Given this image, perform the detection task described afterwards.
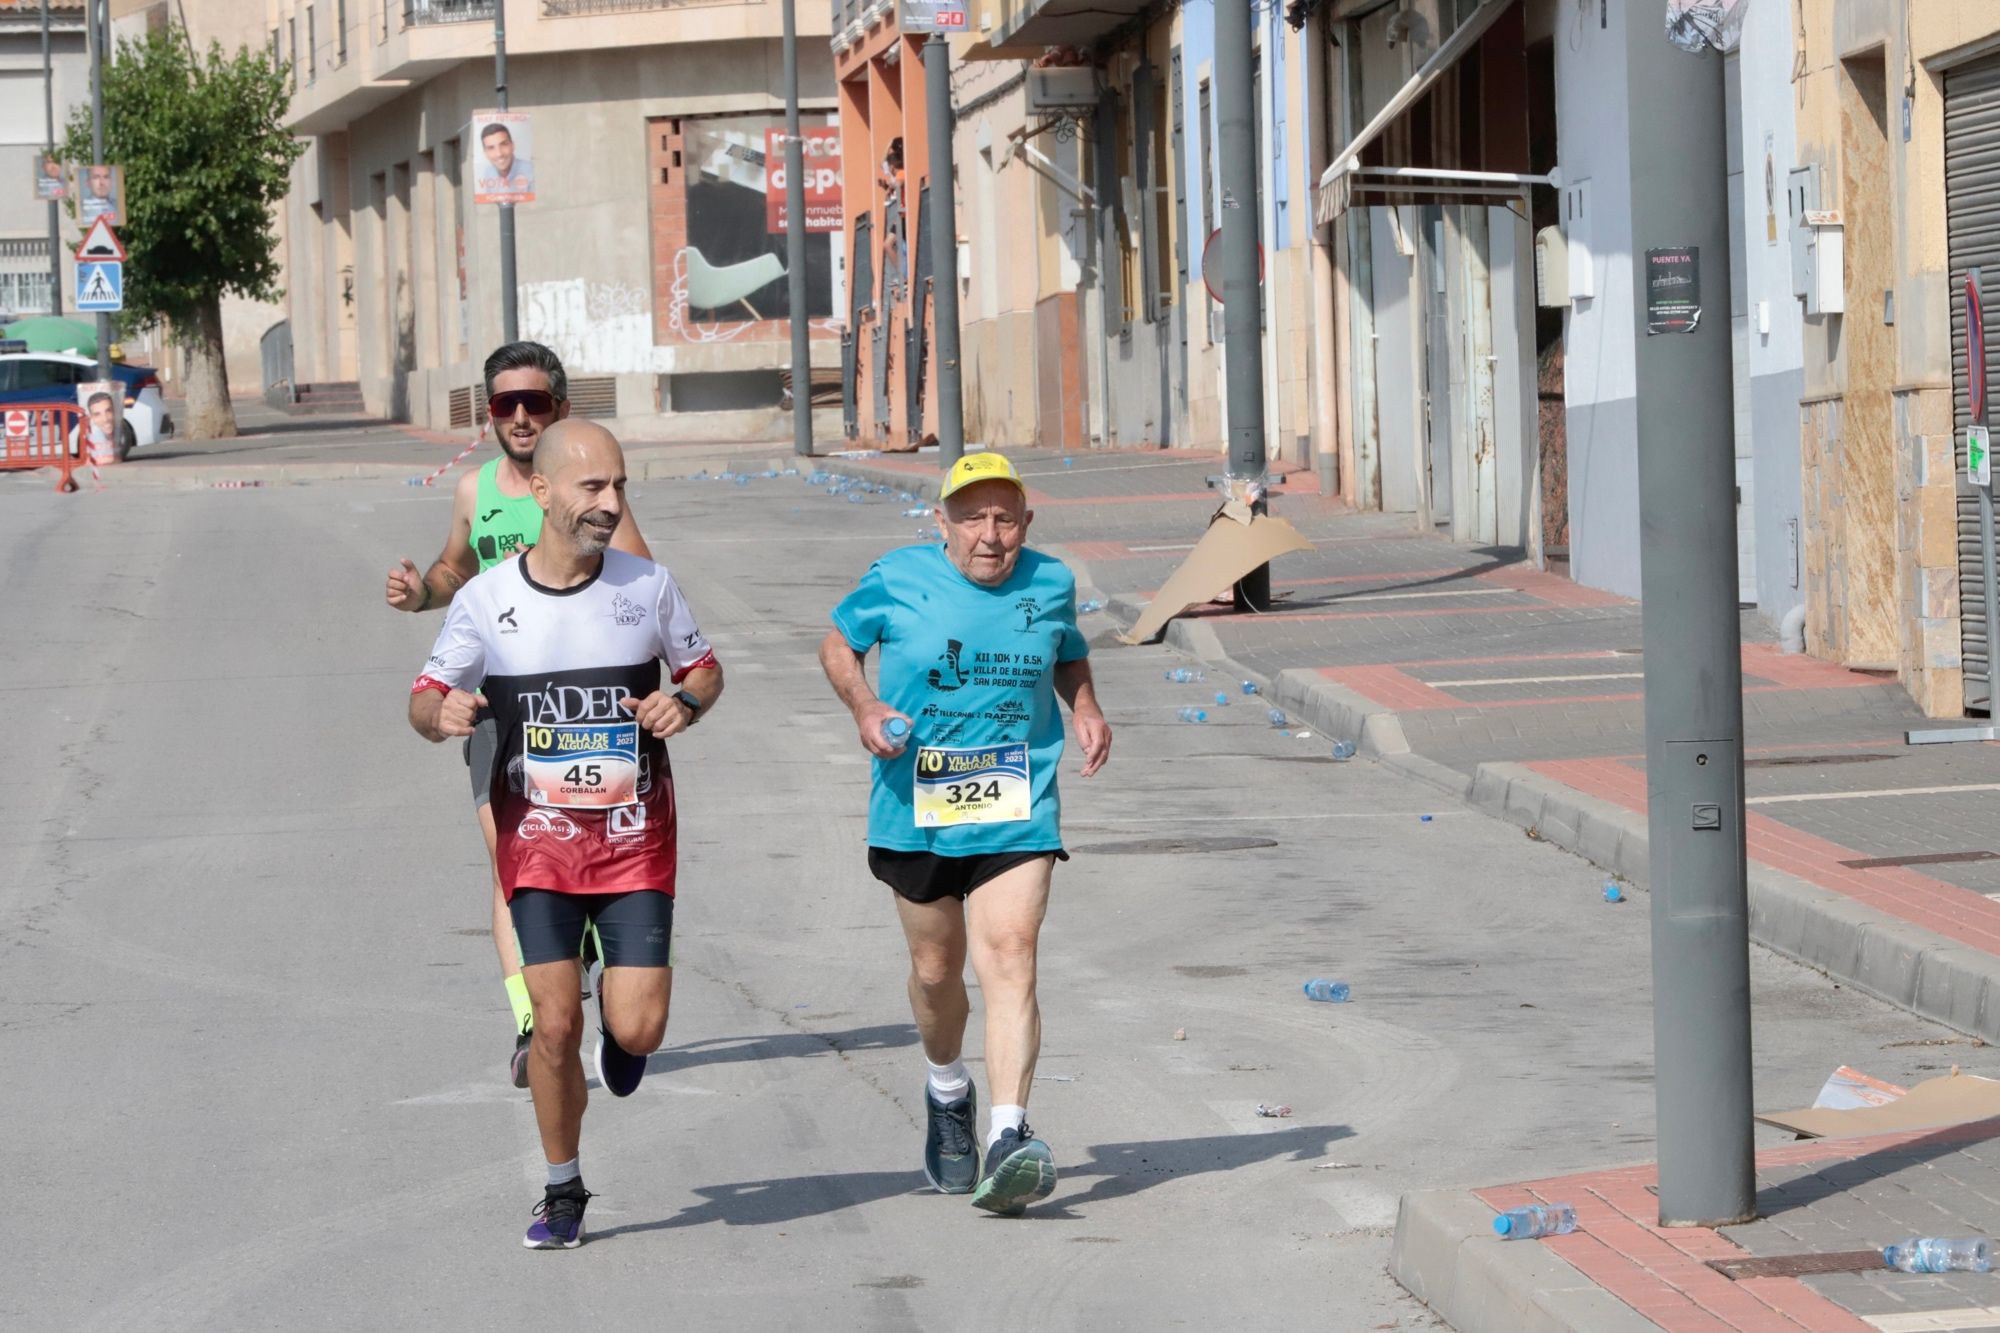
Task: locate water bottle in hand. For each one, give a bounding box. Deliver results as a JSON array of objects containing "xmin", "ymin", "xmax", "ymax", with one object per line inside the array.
[
  {"xmin": 1883, "ymin": 1237, "xmax": 1993, "ymax": 1273},
  {"xmin": 1302, "ymin": 979, "xmax": 1349, "ymax": 1003},
  {"xmin": 1493, "ymin": 1204, "xmax": 1577, "ymax": 1240},
  {"xmin": 881, "ymin": 716, "xmax": 911, "ymax": 754}
]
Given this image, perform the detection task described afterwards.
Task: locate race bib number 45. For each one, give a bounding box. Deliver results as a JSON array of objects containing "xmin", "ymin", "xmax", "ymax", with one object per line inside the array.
[
  {"xmin": 523, "ymin": 721, "xmax": 639, "ymax": 809},
  {"xmin": 913, "ymin": 743, "xmax": 1030, "ymax": 827}
]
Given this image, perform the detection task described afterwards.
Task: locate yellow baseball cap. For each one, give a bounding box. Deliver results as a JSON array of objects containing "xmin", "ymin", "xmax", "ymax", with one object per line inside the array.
[{"xmin": 937, "ymin": 451, "xmax": 1026, "ymax": 501}]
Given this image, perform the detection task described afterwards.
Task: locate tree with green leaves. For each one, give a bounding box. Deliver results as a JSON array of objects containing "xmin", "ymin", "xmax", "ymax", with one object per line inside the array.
[{"xmin": 62, "ymin": 30, "xmax": 303, "ymax": 440}]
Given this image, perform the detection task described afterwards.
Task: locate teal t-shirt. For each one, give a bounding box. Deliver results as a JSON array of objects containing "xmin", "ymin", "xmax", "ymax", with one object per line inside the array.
[{"xmin": 832, "ymin": 543, "xmax": 1090, "ymax": 853}]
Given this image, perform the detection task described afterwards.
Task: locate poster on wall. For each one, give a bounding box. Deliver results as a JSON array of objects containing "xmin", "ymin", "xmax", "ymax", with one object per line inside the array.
[
  {"xmin": 472, "ymin": 112, "xmax": 535, "ymax": 205},
  {"xmin": 764, "ymin": 128, "xmax": 843, "ymax": 233},
  {"xmin": 33, "ymin": 154, "xmax": 66, "ymax": 202},
  {"xmin": 675, "ymin": 115, "xmax": 836, "ymax": 330}
]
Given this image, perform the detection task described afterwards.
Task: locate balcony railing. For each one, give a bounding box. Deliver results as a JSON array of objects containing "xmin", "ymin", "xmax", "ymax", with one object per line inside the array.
[
  {"xmin": 542, "ymin": 0, "xmax": 749, "ymax": 14},
  {"xmin": 404, "ymin": 0, "xmax": 495, "ymax": 26}
]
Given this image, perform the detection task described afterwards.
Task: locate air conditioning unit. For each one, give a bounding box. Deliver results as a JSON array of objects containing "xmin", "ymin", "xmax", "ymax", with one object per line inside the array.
[{"xmin": 1025, "ymin": 66, "xmax": 1097, "ymax": 112}]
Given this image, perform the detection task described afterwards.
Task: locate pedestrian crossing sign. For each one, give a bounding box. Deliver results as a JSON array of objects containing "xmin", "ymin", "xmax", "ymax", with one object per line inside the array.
[{"xmin": 76, "ymin": 260, "xmax": 122, "ymax": 313}]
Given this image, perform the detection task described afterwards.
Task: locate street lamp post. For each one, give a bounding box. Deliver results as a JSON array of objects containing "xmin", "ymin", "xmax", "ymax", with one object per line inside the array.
[
  {"xmin": 783, "ymin": 0, "xmax": 811, "ymax": 456},
  {"xmin": 494, "ymin": 0, "xmax": 518, "ymax": 343},
  {"xmin": 1215, "ymin": 0, "xmax": 1269, "ymax": 610}
]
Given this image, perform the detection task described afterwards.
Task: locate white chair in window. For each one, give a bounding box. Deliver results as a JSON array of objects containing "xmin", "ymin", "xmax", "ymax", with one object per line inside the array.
[{"xmin": 683, "ymin": 247, "xmax": 786, "ymax": 321}]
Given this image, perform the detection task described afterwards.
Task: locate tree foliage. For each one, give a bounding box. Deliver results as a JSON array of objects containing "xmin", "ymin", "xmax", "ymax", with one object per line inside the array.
[{"xmin": 61, "ymin": 31, "xmax": 304, "ymax": 332}]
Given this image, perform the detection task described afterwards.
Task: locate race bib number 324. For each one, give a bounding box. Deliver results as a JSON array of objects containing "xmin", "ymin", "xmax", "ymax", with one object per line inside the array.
[
  {"xmin": 523, "ymin": 721, "xmax": 640, "ymax": 809},
  {"xmin": 913, "ymin": 743, "xmax": 1031, "ymax": 828}
]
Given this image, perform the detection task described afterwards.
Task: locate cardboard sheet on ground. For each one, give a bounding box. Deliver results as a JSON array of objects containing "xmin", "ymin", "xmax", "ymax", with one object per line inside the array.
[
  {"xmin": 1117, "ymin": 503, "xmax": 1313, "ymax": 645},
  {"xmin": 1757, "ymin": 1070, "xmax": 2000, "ymax": 1139}
]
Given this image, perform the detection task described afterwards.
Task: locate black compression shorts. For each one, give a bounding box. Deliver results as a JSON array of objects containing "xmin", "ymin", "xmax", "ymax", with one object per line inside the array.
[
  {"xmin": 509, "ymin": 888, "xmax": 674, "ymax": 968},
  {"xmin": 867, "ymin": 848, "xmax": 1067, "ymax": 905}
]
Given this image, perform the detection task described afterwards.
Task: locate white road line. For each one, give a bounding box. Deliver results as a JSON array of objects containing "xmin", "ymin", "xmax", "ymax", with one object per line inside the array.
[
  {"xmin": 1429, "ymin": 671, "xmax": 1646, "ymax": 688},
  {"xmin": 1128, "ymin": 542, "xmax": 1201, "ymax": 552},
  {"xmin": 1746, "ymin": 783, "xmax": 2000, "ymax": 806},
  {"xmin": 1069, "ymin": 812, "xmax": 1446, "ymax": 825},
  {"xmin": 1865, "ymin": 1308, "xmax": 2000, "ymax": 1332},
  {"xmin": 1338, "ymin": 587, "xmax": 1517, "ymax": 603}
]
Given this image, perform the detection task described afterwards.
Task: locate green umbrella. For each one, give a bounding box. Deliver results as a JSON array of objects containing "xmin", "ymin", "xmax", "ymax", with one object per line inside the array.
[{"xmin": 1, "ymin": 316, "xmax": 97, "ymax": 356}]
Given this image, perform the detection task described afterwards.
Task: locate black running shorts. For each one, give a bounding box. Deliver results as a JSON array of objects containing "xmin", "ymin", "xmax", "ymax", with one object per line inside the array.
[
  {"xmin": 509, "ymin": 888, "xmax": 675, "ymax": 968},
  {"xmin": 463, "ymin": 714, "xmax": 499, "ymax": 809},
  {"xmin": 867, "ymin": 848, "xmax": 1067, "ymax": 905}
]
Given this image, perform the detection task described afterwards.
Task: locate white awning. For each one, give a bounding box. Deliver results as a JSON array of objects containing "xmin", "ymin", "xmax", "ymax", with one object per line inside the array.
[{"xmin": 1313, "ymin": 0, "xmax": 1521, "ymax": 225}]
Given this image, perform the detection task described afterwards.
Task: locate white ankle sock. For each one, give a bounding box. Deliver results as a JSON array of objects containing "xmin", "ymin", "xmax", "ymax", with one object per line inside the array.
[
  {"xmin": 547, "ymin": 1156, "xmax": 580, "ymax": 1187},
  {"xmin": 987, "ymin": 1104, "xmax": 1026, "ymax": 1150},
  {"xmin": 926, "ymin": 1058, "xmax": 970, "ymax": 1102}
]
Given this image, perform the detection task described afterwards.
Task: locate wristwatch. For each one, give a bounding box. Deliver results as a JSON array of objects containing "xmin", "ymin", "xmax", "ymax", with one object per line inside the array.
[{"xmin": 673, "ymin": 688, "xmax": 703, "ymax": 722}]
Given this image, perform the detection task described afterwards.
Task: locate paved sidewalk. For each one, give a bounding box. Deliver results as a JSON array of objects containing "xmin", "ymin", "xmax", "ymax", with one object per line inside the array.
[{"xmin": 1395, "ymin": 1116, "xmax": 2000, "ymax": 1333}]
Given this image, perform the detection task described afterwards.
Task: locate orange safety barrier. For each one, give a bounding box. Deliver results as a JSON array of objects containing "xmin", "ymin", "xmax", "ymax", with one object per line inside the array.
[{"xmin": 0, "ymin": 402, "xmax": 84, "ymax": 493}]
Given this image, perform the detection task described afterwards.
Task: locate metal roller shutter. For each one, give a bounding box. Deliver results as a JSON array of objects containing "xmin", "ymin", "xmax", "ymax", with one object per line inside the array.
[{"xmin": 1947, "ymin": 56, "xmax": 2000, "ymax": 712}]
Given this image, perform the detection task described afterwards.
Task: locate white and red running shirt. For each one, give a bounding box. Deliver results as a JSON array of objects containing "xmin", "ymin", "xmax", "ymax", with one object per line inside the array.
[{"xmin": 412, "ymin": 548, "xmax": 718, "ymax": 899}]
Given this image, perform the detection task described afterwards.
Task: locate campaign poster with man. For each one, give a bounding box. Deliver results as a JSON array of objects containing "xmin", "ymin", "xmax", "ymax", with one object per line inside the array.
[
  {"xmin": 75, "ymin": 381, "xmax": 122, "ymax": 467},
  {"xmin": 471, "ymin": 113, "xmax": 535, "ymax": 205},
  {"xmin": 77, "ymin": 163, "xmax": 122, "ymax": 223},
  {"xmin": 34, "ymin": 154, "xmax": 66, "ymax": 202}
]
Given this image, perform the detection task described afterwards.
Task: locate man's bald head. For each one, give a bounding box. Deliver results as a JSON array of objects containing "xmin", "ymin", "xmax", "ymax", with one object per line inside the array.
[{"xmin": 531, "ymin": 419, "xmax": 621, "ymax": 481}]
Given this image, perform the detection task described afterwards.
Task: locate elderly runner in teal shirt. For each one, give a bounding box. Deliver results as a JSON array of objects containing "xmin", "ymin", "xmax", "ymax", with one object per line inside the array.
[{"xmin": 820, "ymin": 451, "xmax": 1112, "ymax": 1216}]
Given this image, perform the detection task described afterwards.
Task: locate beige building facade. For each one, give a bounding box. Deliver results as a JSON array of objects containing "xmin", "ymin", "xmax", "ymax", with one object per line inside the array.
[{"xmin": 276, "ymin": 0, "xmax": 839, "ymax": 441}]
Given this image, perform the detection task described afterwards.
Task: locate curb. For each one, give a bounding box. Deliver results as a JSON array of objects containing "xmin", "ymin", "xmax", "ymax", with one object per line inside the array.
[
  {"xmin": 808, "ymin": 454, "xmax": 2000, "ymax": 1045},
  {"xmin": 1389, "ymin": 1190, "xmax": 1661, "ymax": 1333}
]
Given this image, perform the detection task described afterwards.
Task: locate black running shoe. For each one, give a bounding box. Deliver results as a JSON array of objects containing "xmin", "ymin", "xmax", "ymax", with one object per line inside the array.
[
  {"xmin": 510, "ymin": 1026, "xmax": 533, "ymax": 1090},
  {"xmin": 971, "ymin": 1125, "xmax": 1057, "ymax": 1215},
  {"xmin": 523, "ymin": 1180, "xmax": 592, "ymax": 1249},
  {"xmin": 587, "ymin": 958, "xmax": 646, "ymax": 1098},
  {"xmin": 923, "ymin": 1086, "xmax": 979, "ymax": 1194}
]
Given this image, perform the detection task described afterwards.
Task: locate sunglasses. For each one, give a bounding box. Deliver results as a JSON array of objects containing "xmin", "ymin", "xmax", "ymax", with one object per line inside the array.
[{"xmin": 488, "ymin": 389, "xmax": 559, "ymax": 419}]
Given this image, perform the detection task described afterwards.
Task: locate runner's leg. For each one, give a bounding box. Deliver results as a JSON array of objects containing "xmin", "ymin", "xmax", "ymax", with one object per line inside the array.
[
  {"xmin": 964, "ymin": 856, "xmax": 1054, "ymax": 1108},
  {"xmin": 891, "ymin": 894, "xmax": 971, "ymax": 1065},
  {"xmin": 522, "ymin": 959, "xmax": 588, "ymax": 1163},
  {"xmin": 598, "ymin": 966, "xmax": 671, "ymax": 1058}
]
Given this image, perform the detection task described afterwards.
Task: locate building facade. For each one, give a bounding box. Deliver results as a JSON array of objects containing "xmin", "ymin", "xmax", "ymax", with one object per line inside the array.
[
  {"xmin": 274, "ymin": 0, "xmax": 841, "ymax": 441},
  {"xmin": 0, "ymin": 0, "xmax": 87, "ymax": 324}
]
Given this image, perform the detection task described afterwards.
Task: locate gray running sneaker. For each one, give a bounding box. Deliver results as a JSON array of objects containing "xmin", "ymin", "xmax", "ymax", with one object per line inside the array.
[
  {"xmin": 923, "ymin": 1087, "xmax": 979, "ymax": 1194},
  {"xmin": 971, "ymin": 1124, "xmax": 1057, "ymax": 1215}
]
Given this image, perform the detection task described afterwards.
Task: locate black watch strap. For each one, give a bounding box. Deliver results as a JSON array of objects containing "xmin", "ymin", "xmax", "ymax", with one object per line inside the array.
[{"xmin": 673, "ymin": 688, "xmax": 703, "ymax": 720}]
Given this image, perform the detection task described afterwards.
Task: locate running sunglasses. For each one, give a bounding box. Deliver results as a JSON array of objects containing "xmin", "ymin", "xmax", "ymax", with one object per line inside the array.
[{"xmin": 488, "ymin": 389, "xmax": 560, "ymax": 418}]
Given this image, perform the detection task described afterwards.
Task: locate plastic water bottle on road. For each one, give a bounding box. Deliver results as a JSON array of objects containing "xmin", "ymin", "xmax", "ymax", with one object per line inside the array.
[
  {"xmin": 1883, "ymin": 1238, "xmax": 1992, "ymax": 1272},
  {"xmin": 1165, "ymin": 668, "xmax": 1206, "ymax": 683},
  {"xmin": 1177, "ymin": 706, "xmax": 1208, "ymax": 723},
  {"xmin": 1302, "ymin": 979, "xmax": 1349, "ymax": 1003},
  {"xmin": 1213, "ymin": 692, "xmax": 1230, "ymax": 706},
  {"xmin": 1241, "ymin": 680, "xmax": 1259, "ymax": 695},
  {"xmin": 1492, "ymin": 1204, "xmax": 1577, "ymax": 1240},
  {"xmin": 1330, "ymin": 740, "xmax": 1357, "ymax": 760}
]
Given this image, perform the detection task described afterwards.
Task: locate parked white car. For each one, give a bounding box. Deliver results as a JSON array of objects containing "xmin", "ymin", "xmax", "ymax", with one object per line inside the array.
[{"xmin": 0, "ymin": 350, "xmax": 172, "ymax": 455}]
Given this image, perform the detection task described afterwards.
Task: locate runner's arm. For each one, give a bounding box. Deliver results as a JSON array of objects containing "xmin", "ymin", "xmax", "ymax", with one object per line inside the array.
[
  {"xmin": 409, "ymin": 685, "xmax": 485, "ymax": 742},
  {"xmin": 624, "ymin": 662, "xmax": 722, "ymax": 738},
  {"xmin": 819, "ymin": 630, "xmax": 907, "ymax": 758},
  {"xmin": 389, "ymin": 470, "xmax": 481, "ymax": 612},
  {"xmin": 1054, "ymin": 658, "xmax": 1111, "ymax": 777}
]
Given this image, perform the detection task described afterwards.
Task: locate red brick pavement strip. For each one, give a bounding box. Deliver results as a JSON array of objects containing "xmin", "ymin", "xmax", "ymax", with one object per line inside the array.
[
  {"xmin": 1471, "ymin": 1120, "xmax": 2000, "ymax": 1332},
  {"xmin": 1529, "ymin": 756, "xmax": 2000, "ymax": 957}
]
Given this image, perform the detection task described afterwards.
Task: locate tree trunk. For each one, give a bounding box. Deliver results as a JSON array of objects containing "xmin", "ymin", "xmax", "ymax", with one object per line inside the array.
[{"xmin": 179, "ymin": 293, "xmax": 237, "ymax": 440}]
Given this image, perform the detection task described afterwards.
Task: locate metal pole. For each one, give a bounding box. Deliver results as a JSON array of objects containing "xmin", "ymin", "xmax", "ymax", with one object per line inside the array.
[
  {"xmin": 1215, "ymin": 0, "xmax": 1269, "ymax": 610},
  {"xmin": 924, "ymin": 33, "xmax": 963, "ymax": 469},
  {"xmin": 783, "ymin": 0, "xmax": 811, "ymax": 456},
  {"xmin": 1629, "ymin": 3, "xmax": 1753, "ymax": 1227},
  {"xmin": 42, "ymin": 0, "xmax": 61, "ymax": 316},
  {"xmin": 90, "ymin": 0, "xmax": 109, "ymax": 381},
  {"xmin": 494, "ymin": 0, "xmax": 518, "ymax": 343}
]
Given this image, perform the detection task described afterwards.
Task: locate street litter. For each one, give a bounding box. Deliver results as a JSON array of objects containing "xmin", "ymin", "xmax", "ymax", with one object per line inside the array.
[
  {"xmin": 1419, "ymin": 814, "xmax": 1434, "ymax": 823},
  {"xmin": 1033, "ymin": 1074, "xmax": 1078, "ymax": 1083},
  {"xmin": 1255, "ymin": 1104, "xmax": 1292, "ymax": 1118},
  {"xmin": 1884, "ymin": 1237, "xmax": 1993, "ymax": 1272},
  {"xmin": 1172, "ymin": 1028, "xmax": 1187, "ymax": 1041},
  {"xmin": 1756, "ymin": 1069, "xmax": 1996, "ymax": 1139},
  {"xmin": 1493, "ymin": 1203, "xmax": 1576, "ymax": 1239},
  {"xmin": 1330, "ymin": 741, "xmax": 1356, "ymax": 760},
  {"xmin": 1603, "ymin": 882, "xmax": 1624, "ymax": 903},
  {"xmin": 1302, "ymin": 979, "xmax": 1349, "ymax": 1003},
  {"xmin": 1078, "ymin": 599, "xmax": 1104, "ymax": 613},
  {"xmin": 1811, "ymin": 1065, "xmax": 1909, "ymax": 1112}
]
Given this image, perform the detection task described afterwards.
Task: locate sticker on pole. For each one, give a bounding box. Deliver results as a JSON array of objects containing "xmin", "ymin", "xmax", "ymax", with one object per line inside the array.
[
  {"xmin": 1969, "ymin": 272, "xmax": 1987, "ymax": 424},
  {"xmin": 1970, "ymin": 424, "xmax": 1991, "ymax": 488}
]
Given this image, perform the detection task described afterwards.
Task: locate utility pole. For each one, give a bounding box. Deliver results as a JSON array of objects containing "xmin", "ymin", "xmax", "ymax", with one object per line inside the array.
[
  {"xmin": 1628, "ymin": 2, "xmax": 1754, "ymax": 1227},
  {"xmin": 782, "ymin": 0, "xmax": 811, "ymax": 456},
  {"xmin": 924, "ymin": 33, "xmax": 963, "ymax": 469},
  {"xmin": 42, "ymin": 0, "xmax": 61, "ymax": 316},
  {"xmin": 1215, "ymin": 0, "xmax": 1269, "ymax": 610},
  {"xmin": 90, "ymin": 0, "xmax": 108, "ymax": 381},
  {"xmin": 494, "ymin": 0, "xmax": 518, "ymax": 343}
]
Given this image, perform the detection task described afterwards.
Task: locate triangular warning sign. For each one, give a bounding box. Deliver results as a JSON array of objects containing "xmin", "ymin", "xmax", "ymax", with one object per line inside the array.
[{"xmin": 76, "ymin": 215, "xmax": 126, "ymax": 262}]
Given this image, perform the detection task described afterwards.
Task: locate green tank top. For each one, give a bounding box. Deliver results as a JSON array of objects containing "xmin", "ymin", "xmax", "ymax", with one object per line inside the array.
[{"xmin": 470, "ymin": 457, "xmax": 542, "ymax": 571}]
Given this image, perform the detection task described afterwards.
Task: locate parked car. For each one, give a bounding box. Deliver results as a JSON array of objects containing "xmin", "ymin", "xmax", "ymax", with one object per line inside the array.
[{"xmin": 0, "ymin": 351, "xmax": 171, "ymax": 460}]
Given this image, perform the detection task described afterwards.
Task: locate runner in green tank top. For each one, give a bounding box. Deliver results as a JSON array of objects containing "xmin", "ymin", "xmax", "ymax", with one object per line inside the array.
[{"xmin": 384, "ymin": 342, "xmax": 652, "ymax": 1087}]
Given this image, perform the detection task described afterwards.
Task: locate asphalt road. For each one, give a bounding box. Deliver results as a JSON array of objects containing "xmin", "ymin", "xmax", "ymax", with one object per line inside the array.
[{"xmin": 0, "ymin": 465, "xmax": 1961, "ymax": 1331}]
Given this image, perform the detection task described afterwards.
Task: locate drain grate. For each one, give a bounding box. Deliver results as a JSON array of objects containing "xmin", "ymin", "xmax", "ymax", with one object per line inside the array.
[
  {"xmin": 1839, "ymin": 850, "xmax": 1999, "ymax": 870},
  {"xmin": 1708, "ymin": 1250, "xmax": 1884, "ymax": 1280},
  {"xmin": 1072, "ymin": 836, "xmax": 1279, "ymax": 855},
  {"xmin": 1745, "ymin": 753, "xmax": 1895, "ymax": 768}
]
